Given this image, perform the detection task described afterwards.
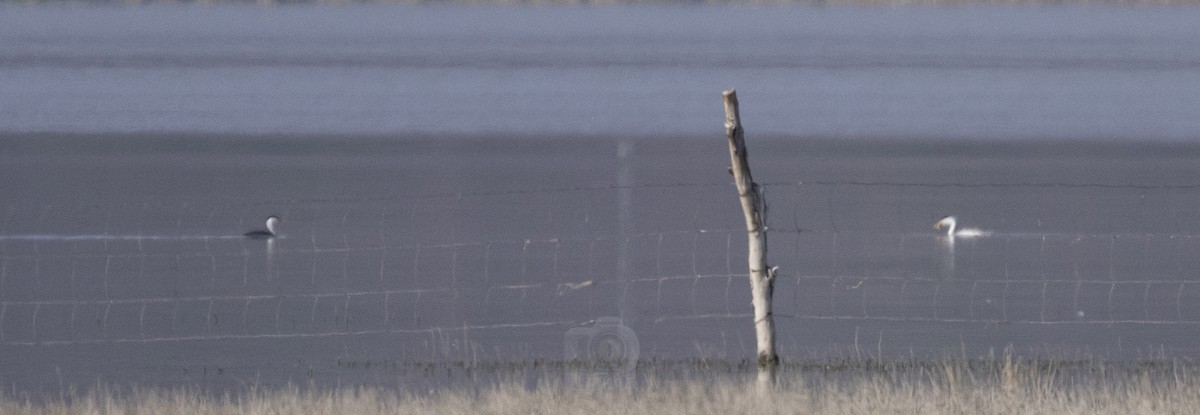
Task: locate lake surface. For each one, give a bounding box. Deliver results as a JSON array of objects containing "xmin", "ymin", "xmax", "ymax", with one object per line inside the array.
[
  {"xmin": 3, "ymin": 4, "xmax": 1200, "ymax": 397},
  {"xmin": 4, "ymin": 5, "xmax": 1200, "ymax": 139}
]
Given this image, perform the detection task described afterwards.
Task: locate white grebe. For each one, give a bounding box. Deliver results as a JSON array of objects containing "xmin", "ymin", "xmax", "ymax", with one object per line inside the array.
[
  {"xmin": 934, "ymin": 216, "xmax": 989, "ymax": 238},
  {"xmin": 244, "ymin": 215, "xmax": 281, "ymax": 239}
]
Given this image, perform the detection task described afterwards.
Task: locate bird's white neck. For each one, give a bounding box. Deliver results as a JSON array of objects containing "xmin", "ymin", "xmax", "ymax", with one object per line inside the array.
[
  {"xmin": 266, "ymin": 217, "xmax": 279, "ymax": 235},
  {"xmin": 937, "ymin": 217, "xmax": 957, "ymax": 235}
]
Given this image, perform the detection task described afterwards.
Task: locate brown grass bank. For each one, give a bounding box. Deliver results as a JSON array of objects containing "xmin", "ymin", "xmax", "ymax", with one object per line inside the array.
[{"xmin": 4, "ymin": 358, "xmax": 1199, "ymax": 414}]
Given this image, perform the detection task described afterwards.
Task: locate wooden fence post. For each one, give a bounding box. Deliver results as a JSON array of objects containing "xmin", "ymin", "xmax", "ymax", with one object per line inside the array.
[{"xmin": 722, "ymin": 89, "xmax": 778, "ymax": 392}]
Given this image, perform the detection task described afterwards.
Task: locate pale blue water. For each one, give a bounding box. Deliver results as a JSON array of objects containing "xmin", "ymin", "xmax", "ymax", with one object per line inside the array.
[
  {"xmin": 2, "ymin": 5, "xmax": 1200, "ymax": 139},
  {"xmin": 4, "ymin": 4, "xmax": 1200, "ymax": 398}
]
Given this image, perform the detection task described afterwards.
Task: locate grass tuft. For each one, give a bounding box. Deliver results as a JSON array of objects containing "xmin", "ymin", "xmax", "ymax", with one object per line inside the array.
[{"xmin": 4, "ymin": 358, "xmax": 1200, "ymax": 414}]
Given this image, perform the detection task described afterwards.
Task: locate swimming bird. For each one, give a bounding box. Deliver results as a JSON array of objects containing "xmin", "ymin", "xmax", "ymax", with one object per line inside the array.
[
  {"xmin": 934, "ymin": 216, "xmax": 989, "ymax": 238},
  {"xmin": 244, "ymin": 215, "xmax": 281, "ymax": 239}
]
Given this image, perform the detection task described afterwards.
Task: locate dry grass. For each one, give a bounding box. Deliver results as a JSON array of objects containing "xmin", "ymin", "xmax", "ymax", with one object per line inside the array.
[
  {"xmin": 4, "ymin": 358, "xmax": 1200, "ymax": 414},
  {"xmin": 30, "ymin": 0, "xmax": 1200, "ymax": 5}
]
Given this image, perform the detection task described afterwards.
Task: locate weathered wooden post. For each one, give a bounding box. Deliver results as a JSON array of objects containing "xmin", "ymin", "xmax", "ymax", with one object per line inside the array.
[{"xmin": 722, "ymin": 89, "xmax": 778, "ymax": 392}]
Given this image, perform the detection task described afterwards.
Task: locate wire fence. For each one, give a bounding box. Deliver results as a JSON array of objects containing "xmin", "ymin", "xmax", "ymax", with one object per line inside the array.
[{"xmin": 4, "ymin": 179, "xmax": 1200, "ymax": 359}]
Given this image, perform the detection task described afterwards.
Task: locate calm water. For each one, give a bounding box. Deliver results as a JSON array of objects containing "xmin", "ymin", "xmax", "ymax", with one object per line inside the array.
[
  {"xmin": 3, "ymin": 4, "xmax": 1200, "ymax": 397},
  {"xmin": 3, "ymin": 5, "xmax": 1200, "ymax": 138}
]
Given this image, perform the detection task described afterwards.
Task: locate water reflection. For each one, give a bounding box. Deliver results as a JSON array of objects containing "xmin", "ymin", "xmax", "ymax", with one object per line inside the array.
[
  {"xmin": 937, "ymin": 235, "xmax": 956, "ymax": 281},
  {"xmin": 243, "ymin": 215, "xmax": 281, "ymax": 276},
  {"xmin": 266, "ymin": 237, "xmax": 276, "ymax": 275}
]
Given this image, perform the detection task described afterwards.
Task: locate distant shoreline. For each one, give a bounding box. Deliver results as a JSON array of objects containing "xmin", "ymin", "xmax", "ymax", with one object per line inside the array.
[{"xmin": 5, "ymin": 131, "xmax": 1200, "ymax": 159}]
